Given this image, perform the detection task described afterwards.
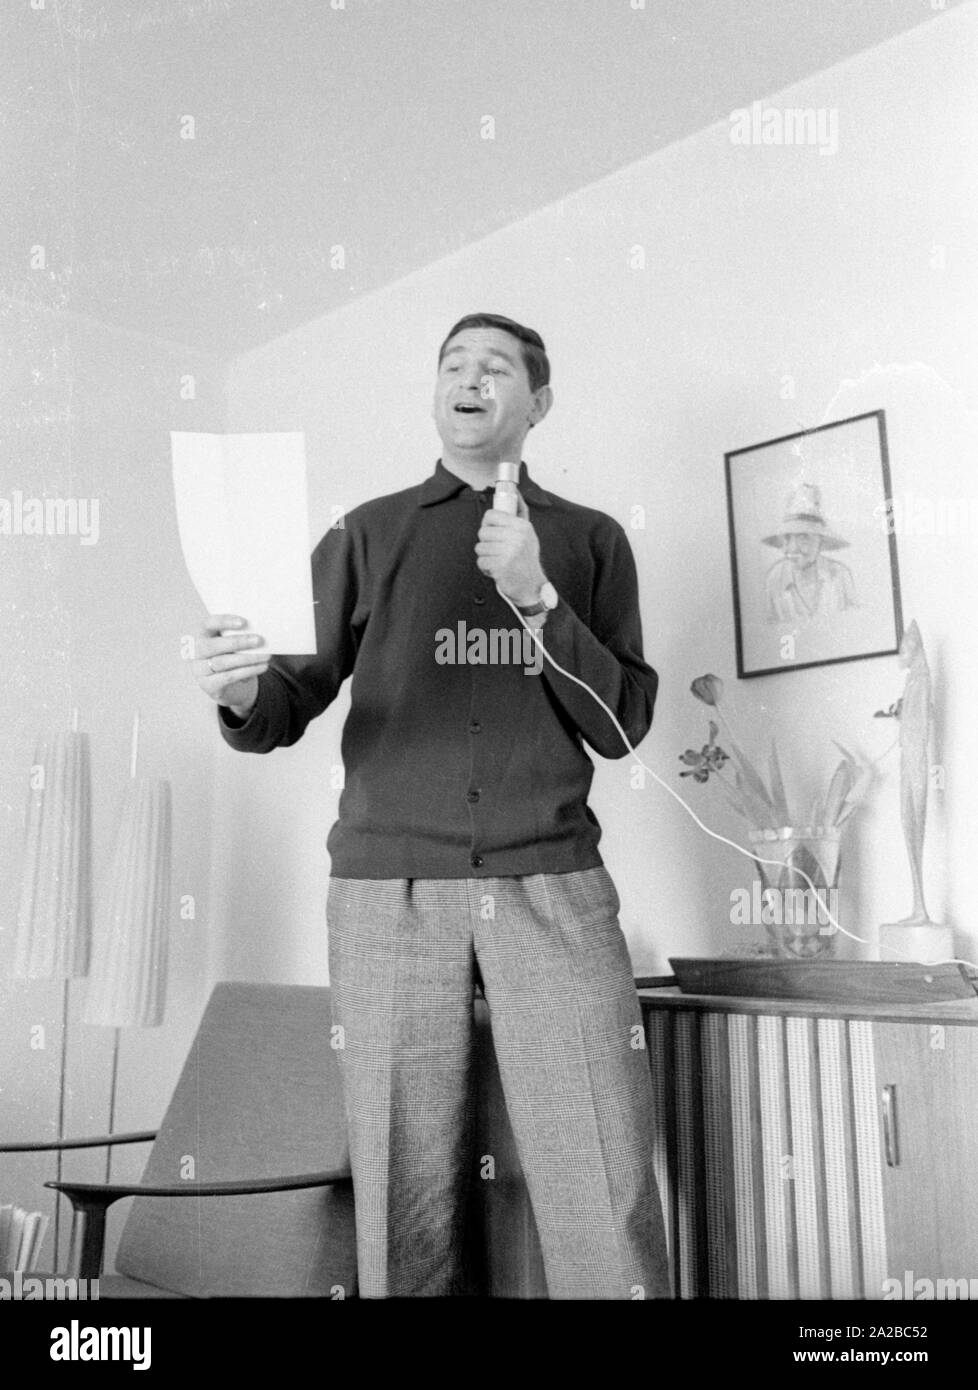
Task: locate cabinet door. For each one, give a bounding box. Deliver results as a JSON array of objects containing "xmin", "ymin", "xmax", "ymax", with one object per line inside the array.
[
  {"xmin": 644, "ymin": 1007, "xmax": 899, "ymax": 1299},
  {"xmin": 873, "ymin": 1021, "xmax": 978, "ymax": 1290}
]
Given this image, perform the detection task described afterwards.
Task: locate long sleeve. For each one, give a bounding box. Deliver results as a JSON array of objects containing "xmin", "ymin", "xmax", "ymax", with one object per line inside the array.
[
  {"xmin": 536, "ymin": 520, "xmax": 657, "ymax": 759},
  {"xmin": 217, "ymin": 521, "xmax": 364, "ymax": 754}
]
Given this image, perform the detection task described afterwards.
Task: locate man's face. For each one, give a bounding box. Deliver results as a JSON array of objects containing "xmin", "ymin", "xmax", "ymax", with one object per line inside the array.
[
  {"xmin": 433, "ymin": 327, "xmax": 551, "ymax": 462},
  {"xmin": 783, "ymin": 531, "xmax": 822, "ymax": 570}
]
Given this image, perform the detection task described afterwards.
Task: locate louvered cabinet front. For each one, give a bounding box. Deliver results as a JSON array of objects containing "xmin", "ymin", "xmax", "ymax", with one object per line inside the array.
[{"xmin": 641, "ymin": 994, "xmax": 978, "ymax": 1301}]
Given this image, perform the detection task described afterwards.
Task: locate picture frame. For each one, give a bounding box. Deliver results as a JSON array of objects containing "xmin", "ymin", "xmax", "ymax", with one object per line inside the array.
[{"xmin": 724, "ymin": 409, "xmax": 903, "ymax": 679}]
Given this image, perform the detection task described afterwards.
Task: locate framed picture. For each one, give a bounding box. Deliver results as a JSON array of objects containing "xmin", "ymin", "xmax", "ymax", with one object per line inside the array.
[{"xmin": 724, "ymin": 409, "xmax": 903, "ymax": 679}]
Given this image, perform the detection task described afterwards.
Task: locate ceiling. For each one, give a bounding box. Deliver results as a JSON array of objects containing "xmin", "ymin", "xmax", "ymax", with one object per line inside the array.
[{"xmin": 5, "ymin": 0, "xmax": 966, "ymax": 357}]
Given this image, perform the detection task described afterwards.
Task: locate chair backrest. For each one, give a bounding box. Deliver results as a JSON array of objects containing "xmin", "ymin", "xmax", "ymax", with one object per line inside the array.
[{"xmin": 115, "ymin": 982, "xmax": 356, "ymax": 1297}]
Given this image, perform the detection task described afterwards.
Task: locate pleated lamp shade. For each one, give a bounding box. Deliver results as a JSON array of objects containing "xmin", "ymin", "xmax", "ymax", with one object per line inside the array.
[
  {"xmin": 13, "ymin": 730, "xmax": 93, "ymax": 980},
  {"xmin": 83, "ymin": 778, "xmax": 172, "ymax": 1029}
]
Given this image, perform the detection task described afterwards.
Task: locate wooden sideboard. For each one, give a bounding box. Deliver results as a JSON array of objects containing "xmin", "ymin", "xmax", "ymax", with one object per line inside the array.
[{"xmin": 473, "ymin": 988, "xmax": 978, "ymax": 1299}]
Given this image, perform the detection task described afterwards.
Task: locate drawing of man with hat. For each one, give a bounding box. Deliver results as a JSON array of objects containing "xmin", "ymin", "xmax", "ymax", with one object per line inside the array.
[{"xmin": 763, "ymin": 482, "xmax": 857, "ymax": 623}]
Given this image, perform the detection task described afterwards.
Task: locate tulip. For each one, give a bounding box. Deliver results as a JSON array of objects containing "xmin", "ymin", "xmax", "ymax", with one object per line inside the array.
[
  {"xmin": 683, "ymin": 676, "xmax": 777, "ymax": 826},
  {"xmin": 691, "ymin": 674, "xmax": 723, "ymax": 707}
]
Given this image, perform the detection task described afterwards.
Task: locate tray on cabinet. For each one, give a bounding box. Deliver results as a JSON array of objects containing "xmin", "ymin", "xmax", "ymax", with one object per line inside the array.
[{"xmin": 668, "ymin": 957, "xmax": 978, "ymax": 1004}]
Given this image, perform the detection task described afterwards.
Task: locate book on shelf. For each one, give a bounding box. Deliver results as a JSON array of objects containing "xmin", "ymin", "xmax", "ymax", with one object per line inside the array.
[{"xmin": 0, "ymin": 1204, "xmax": 49, "ymax": 1272}]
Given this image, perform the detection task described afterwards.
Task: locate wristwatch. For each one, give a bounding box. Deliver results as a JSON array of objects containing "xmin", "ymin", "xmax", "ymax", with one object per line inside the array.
[{"xmin": 516, "ymin": 581, "xmax": 558, "ymax": 618}]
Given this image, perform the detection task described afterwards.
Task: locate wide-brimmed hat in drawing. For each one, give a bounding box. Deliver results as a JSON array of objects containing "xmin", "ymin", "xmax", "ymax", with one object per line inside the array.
[{"xmin": 762, "ymin": 483, "xmax": 850, "ymax": 550}]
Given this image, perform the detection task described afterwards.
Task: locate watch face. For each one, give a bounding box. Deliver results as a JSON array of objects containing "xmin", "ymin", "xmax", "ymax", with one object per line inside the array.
[{"xmin": 540, "ymin": 582, "xmax": 558, "ymax": 610}]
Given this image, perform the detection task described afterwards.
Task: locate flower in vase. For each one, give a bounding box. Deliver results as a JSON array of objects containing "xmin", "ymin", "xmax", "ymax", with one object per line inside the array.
[
  {"xmin": 679, "ymin": 721, "xmax": 729, "ymax": 783},
  {"xmin": 681, "ymin": 674, "xmax": 861, "ymax": 833},
  {"xmin": 690, "ymin": 674, "xmax": 724, "ymax": 708}
]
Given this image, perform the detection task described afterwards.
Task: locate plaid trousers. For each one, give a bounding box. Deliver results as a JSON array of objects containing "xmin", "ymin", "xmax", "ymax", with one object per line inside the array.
[{"xmin": 326, "ymin": 867, "xmax": 669, "ymax": 1299}]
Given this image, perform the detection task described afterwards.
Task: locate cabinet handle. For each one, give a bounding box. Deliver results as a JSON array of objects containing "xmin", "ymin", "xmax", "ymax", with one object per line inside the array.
[{"xmin": 881, "ymin": 1084, "xmax": 899, "ymax": 1167}]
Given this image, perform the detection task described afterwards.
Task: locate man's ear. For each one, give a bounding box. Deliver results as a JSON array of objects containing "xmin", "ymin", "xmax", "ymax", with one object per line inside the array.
[{"xmin": 528, "ymin": 385, "xmax": 553, "ymax": 429}]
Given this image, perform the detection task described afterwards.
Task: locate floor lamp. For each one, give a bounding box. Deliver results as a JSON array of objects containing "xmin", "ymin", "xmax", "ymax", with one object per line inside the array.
[
  {"xmin": 10, "ymin": 714, "xmax": 92, "ymax": 1270},
  {"xmin": 83, "ymin": 713, "xmax": 172, "ymax": 1182}
]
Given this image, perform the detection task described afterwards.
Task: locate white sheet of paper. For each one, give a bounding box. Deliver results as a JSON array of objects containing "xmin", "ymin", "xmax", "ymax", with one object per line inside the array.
[{"xmin": 171, "ymin": 431, "xmax": 317, "ymax": 654}]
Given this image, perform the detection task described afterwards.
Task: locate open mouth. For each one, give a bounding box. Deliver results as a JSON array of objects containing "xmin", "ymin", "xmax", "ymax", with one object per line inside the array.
[{"xmin": 454, "ymin": 403, "xmax": 486, "ymax": 414}]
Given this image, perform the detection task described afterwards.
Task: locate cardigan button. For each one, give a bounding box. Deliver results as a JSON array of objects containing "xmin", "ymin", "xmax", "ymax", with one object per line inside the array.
[{"xmin": 471, "ymin": 854, "xmax": 484, "ymax": 869}]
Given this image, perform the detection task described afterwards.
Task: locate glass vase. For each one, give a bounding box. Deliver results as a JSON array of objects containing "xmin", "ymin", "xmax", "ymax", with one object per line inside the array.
[{"xmin": 747, "ymin": 826, "xmax": 842, "ymax": 960}]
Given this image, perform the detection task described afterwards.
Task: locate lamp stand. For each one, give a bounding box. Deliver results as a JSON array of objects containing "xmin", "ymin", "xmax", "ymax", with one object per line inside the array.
[{"xmin": 53, "ymin": 977, "xmax": 70, "ymax": 1272}]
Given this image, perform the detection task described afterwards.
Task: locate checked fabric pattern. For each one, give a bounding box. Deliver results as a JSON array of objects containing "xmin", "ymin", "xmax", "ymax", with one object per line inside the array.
[{"xmin": 327, "ymin": 868, "xmax": 669, "ymax": 1299}]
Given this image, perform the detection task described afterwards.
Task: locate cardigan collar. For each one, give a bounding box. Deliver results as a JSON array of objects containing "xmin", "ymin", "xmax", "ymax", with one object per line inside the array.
[{"xmin": 418, "ymin": 459, "xmax": 553, "ymax": 508}]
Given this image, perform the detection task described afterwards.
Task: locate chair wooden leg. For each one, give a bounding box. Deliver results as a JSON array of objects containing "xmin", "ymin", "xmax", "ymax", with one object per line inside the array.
[{"xmin": 62, "ymin": 1193, "xmax": 110, "ymax": 1280}]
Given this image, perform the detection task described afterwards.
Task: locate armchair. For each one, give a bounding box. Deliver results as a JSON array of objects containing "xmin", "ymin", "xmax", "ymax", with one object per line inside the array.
[{"xmin": 0, "ymin": 982, "xmax": 356, "ymax": 1297}]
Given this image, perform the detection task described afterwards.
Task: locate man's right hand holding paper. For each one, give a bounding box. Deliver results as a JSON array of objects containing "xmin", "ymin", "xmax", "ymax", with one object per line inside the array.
[{"xmin": 191, "ymin": 613, "xmax": 269, "ymax": 721}]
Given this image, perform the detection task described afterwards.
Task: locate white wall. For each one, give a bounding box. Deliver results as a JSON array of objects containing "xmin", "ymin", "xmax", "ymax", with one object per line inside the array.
[
  {"xmin": 0, "ymin": 302, "xmax": 228, "ymax": 1267},
  {"xmin": 223, "ymin": 6, "xmax": 978, "ymax": 980}
]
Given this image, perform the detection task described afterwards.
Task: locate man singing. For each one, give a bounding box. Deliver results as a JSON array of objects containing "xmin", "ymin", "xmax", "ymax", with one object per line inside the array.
[{"xmin": 190, "ymin": 312, "xmax": 669, "ymax": 1299}]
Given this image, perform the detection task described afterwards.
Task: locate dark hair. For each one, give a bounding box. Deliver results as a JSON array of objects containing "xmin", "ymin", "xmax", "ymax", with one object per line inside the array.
[{"xmin": 437, "ymin": 313, "xmax": 550, "ymax": 392}]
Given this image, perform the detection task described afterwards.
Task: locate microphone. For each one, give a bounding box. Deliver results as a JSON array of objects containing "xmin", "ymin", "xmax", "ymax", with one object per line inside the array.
[{"xmin": 493, "ymin": 461, "xmax": 521, "ymax": 515}]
